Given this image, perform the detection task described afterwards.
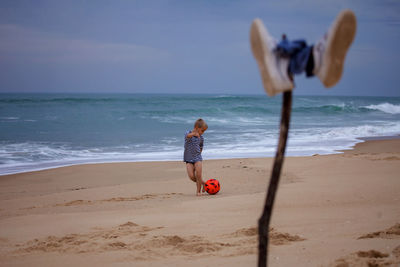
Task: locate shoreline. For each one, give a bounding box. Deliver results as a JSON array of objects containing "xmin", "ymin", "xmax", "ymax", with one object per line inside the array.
[
  {"xmin": 0, "ymin": 138, "xmax": 399, "ymax": 266},
  {"xmin": 2, "ymin": 134, "xmax": 400, "ymax": 177}
]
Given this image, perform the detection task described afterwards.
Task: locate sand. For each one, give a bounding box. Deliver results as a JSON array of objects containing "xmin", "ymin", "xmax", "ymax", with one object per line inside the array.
[{"xmin": 0, "ymin": 139, "xmax": 399, "ymax": 266}]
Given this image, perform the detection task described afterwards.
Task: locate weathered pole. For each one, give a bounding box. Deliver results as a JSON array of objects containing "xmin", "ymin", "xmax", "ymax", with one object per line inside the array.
[{"xmin": 258, "ymin": 91, "xmax": 292, "ymax": 267}]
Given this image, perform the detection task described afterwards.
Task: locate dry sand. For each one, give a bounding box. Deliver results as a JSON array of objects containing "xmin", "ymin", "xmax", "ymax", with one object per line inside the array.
[{"xmin": 0, "ymin": 139, "xmax": 399, "ymax": 266}]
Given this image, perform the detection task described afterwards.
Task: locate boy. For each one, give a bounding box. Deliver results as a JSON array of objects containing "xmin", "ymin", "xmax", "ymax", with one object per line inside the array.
[
  {"xmin": 184, "ymin": 118, "xmax": 208, "ymax": 196},
  {"xmin": 250, "ymin": 9, "xmax": 357, "ymax": 96}
]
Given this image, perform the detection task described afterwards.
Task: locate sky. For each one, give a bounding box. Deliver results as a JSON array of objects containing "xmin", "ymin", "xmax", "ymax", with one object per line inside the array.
[{"xmin": 0, "ymin": 0, "xmax": 399, "ymax": 96}]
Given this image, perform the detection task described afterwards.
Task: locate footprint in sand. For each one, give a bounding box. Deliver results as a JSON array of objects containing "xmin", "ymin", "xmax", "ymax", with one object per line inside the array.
[
  {"xmin": 227, "ymin": 226, "xmax": 305, "ymax": 245},
  {"xmin": 332, "ymin": 249, "xmax": 399, "ymax": 267},
  {"xmin": 393, "ymin": 245, "xmax": 400, "ymax": 258},
  {"xmin": 331, "ymin": 224, "xmax": 400, "ymax": 266},
  {"xmin": 56, "ymin": 200, "xmax": 92, "ymax": 206},
  {"xmin": 16, "ymin": 222, "xmax": 231, "ymax": 260},
  {"xmin": 15, "ymin": 221, "xmax": 160, "ymax": 254},
  {"xmin": 69, "ymin": 187, "xmax": 87, "ymax": 191},
  {"xmin": 15, "ymin": 223, "xmax": 306, "ymax": 260},
  {"xmin": 221, "ymin": 226, "xmax": 306, "ymax": 256},
  {"xmin": 343, "ymin": 153, "xmax": 400, "ymax": 161},
  {"xmin": 281, "ymin": 172, "xmax": 302, "ymax": 184},
  {"xmin": 52, "ymin": 193, "xmax": 183, "ymax": 207},
  {"xmin": 358, "ymin": 223, "xmax": 400, "ymax": 239},
  {"xmin": 145, "ymin": 235, "xmax": 232, "ymax": 255}
]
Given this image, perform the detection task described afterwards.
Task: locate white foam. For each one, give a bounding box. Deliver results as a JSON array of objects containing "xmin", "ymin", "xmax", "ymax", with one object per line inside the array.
[
  {"xmin": 0, "ymin": 117, "xmax": 19, "ymax": 120},
  {"xmin": 212, "ymin": 95, "xmax": 238, "ymax": 98},
  {"xmin": 363, "ymin": 103, "xmax": 400, "ymax": 114},
  {"xmin": 1, "ymin": 121, "xmax": 400, "ymax": 175},
  {"xmin": 0, "ymin": 145, "xmax": 185, "ymax": 175}
]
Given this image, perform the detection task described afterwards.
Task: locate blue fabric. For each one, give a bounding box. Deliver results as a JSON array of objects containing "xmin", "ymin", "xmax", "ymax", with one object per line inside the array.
[
  {"xmin": 276, "ymin": 38, "xmax": 312, "ymax": 75},
  {"xmin": 183, "ymin": 130, "xmax": 204, "ymax": 163}
]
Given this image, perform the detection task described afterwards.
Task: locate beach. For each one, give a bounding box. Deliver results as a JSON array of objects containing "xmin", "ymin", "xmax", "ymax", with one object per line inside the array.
[{"xmin": 0, "ymin": 138, "xmax": 399, "ymax": 266}]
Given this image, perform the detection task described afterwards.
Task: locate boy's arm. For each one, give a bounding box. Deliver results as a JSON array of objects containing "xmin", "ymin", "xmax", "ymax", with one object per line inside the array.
[
  {"xmin": 200, "ymin": 137, "xmax": 204, "ymax": 152},
  {"xmin": 186, "ymin": 130, "xmax": 199, "ymax": 139}
]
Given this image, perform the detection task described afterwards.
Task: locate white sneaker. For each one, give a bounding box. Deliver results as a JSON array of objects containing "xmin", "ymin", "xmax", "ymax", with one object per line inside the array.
[
  {"xmin": 250, "ymin": 19, "xmax": 294, "ymax": 97},
  {"xmin": 313, "ymin": 9, "xmax": 357, "ymax": 88}
]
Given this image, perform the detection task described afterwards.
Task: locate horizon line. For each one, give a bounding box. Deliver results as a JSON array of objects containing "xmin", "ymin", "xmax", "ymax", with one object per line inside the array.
[{"xmin": 0, "ymin": 92, "xmax": 399, "ymax": 98}]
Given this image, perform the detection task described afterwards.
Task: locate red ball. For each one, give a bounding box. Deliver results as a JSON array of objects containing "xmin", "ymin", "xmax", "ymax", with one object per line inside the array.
[{"xmin": 204, "ymin": 179, "xmax": 221, "ymax": 195}]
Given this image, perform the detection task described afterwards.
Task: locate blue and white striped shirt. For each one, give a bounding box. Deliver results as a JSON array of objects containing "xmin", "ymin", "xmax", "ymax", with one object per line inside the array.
[{"xmin": 183, "ymin": 130, "xmax": 204, "ymax": 163}]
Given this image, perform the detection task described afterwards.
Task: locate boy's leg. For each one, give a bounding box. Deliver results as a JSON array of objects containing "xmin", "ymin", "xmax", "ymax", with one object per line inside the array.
[
  {"xmin": 186, "ymin": 163, "xmax": 196, "ymax": 182},
  {"xmin": 194, "ymin": 161, "xmax": 205, "ymax": 195}
]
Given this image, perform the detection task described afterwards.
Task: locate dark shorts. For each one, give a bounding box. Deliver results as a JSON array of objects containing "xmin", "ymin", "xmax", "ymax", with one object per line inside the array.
[{"xmin": 185, "ymin": 160, "xmax": 201, "ymax": 165}]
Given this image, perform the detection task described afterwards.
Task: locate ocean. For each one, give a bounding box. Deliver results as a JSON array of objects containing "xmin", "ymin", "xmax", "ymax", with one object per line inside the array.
[{"xmin": 1, "ymin": 93, "xmax": 399, "ymax": 175}]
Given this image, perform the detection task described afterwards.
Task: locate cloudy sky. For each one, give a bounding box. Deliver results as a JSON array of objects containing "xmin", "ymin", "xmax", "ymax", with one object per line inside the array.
[{"xmin": 0, "ymin": 0, "xmax": 399, "ymax": 96}]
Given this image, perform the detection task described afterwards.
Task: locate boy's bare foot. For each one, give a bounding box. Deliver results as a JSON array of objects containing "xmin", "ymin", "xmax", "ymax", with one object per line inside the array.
[{"xmin": 196, "ymin": 192, "xmax": 202, "ymax": 196}]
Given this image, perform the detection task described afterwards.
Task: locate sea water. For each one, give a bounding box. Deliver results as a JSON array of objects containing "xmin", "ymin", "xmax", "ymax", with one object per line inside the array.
[{"xmin": 1, "ymin": 93, "xmax": 399, "ymax": 175}]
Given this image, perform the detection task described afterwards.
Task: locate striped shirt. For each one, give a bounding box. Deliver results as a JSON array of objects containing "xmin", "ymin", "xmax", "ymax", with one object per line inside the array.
[{"xmin": 183, "ymin": 130, "xmax": 204, "ymax": 163}]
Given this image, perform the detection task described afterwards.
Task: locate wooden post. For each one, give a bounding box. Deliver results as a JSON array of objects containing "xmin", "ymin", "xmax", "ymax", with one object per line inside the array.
[{"xmin": 258, "ymin": 91, "xmax": 292, "ymax": 267}]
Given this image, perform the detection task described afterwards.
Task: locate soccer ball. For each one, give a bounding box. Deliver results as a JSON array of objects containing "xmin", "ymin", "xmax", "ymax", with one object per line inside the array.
[{"xmin": 204, "ymin": 179, "xmax": 220, "ymax": 195}]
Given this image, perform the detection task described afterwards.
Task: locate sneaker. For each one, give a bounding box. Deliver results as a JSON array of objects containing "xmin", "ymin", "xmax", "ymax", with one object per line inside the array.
[
  {"xmin": 313, "ymin": 9, "xmax": 357, "ymax": 88},
  {"xmin": 250, "ymin": 19, "xmax": 294, "ymax": 97}
]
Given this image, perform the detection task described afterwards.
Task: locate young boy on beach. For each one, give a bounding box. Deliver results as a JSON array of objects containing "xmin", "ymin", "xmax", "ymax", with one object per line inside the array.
[
  {"xmin": 184, "ymin": 118, "xmax": 208, "ymax": 196},
  {"xmin": 250, "ymin": 9, "xmax": 357, "ymax": 96}
]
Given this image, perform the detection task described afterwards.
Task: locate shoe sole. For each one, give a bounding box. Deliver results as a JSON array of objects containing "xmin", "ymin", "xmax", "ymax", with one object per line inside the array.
[
  {"xmin": 322, "ymin": 9, "xmax": 357, "ymax": 87},
  {"xmin": 250, "ymin": 19, "xmax": 293, "ymax": 96},
  {"xmin": 250, "ymin": 19, "xmax": 275, "ymax": 96}
]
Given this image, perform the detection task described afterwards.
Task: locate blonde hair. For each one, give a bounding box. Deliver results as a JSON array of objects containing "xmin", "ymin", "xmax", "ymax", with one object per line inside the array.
[{"xmin": 194, "ymin": 118, "xmax": 208, "ymax": 129}]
